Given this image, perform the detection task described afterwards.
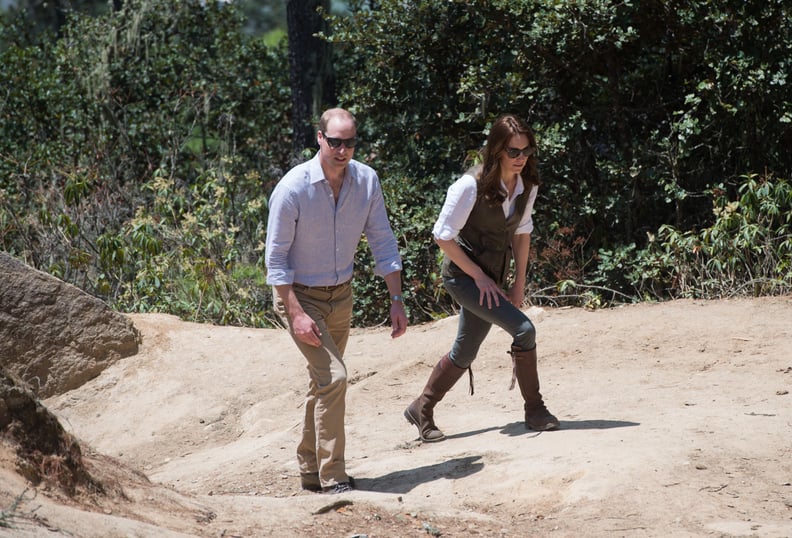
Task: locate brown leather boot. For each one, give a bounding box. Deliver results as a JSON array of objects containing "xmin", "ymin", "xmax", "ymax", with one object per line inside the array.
[
  {"xmin": 511, "ymin": 345, "xmax": 560, "ymax": 431},
  {"xmin": 404, "ymin": 354, "xmax": 466, "ymax": 442}
]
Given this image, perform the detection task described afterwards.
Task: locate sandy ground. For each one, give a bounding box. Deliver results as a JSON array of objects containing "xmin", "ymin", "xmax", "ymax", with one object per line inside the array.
[{"xmin": 1, "ymin": 296, "xmax": 791, "ymax": 537}]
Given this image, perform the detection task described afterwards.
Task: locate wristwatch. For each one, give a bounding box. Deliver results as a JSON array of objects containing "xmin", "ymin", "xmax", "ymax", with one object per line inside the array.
[{"xmin": 391, "ymin": 295, "xmax": 403, "ymax": 302}]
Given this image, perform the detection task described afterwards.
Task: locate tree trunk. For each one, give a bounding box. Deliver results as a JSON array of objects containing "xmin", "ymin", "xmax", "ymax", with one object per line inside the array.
[{"xmin": 286, "ymin": 0, "xmax": 335, "ymax": 157}]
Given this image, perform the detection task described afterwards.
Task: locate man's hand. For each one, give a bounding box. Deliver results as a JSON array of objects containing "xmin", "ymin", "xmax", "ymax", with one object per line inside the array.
[
  {"xmin": 291, "ymin": 311, "xmax": 322, "ymax": 347},
  {"xmin": 390, "ymin": 301, "xmax": 408, "ymax": 338}
]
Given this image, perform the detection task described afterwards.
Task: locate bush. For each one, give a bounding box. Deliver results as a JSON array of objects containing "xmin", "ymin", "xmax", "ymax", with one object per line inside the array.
[
  {"xmin": 327, "ymin": 0, "xmax": 792, "ymax": 313},
  {"xmin": 1, "ymin": 0, "xmax": 292, "ymax": 326},
  {"xmin": 633, "ymin": 174, "xmax": 792, "ymax": 298},
  {"xmin": 3, "ymin": 0, "xmax": 792, "ymax": 328}
]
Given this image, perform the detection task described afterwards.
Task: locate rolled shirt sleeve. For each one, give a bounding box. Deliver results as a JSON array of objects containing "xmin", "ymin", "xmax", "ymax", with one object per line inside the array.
[
  {"xmin": 264, "ymin": 180, "xmax": 298, "ymax": 286},
  {"xmin": 515, "ymin": 184, "xmax": 538, "ymax": 235},
  {"xmin": 432, "ymin": 174, "xmax": 478, "ymax": 241},
  {"xmin": 364, "ymin": 179, "xmax": 403, "ymax": 277}
]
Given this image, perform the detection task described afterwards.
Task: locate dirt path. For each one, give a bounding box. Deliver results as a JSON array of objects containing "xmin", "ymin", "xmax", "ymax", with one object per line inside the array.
[{"xmin": 1, "ymin": 297, "xmax": 790, "ymax": 537}]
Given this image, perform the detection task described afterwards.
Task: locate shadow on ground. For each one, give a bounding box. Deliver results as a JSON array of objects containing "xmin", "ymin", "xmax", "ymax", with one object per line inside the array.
[{"xmin": 354, "ymin": 455, "xmax": 484, "ymax": 494}]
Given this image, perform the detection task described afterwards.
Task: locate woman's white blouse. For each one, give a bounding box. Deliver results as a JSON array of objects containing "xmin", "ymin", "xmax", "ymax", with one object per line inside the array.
[{"xmin": 432, "ymin": 173, "xmax": 538, "ymax": 241}]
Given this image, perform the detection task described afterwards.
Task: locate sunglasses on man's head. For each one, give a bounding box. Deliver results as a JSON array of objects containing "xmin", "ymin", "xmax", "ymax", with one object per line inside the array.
[
  {"xmin": 322, "ymin": 131, "xmax": 357, "ymax": 149},
  {"xmin": 504, "ymin": 146, "xmax": 536, "ymax": 159}
]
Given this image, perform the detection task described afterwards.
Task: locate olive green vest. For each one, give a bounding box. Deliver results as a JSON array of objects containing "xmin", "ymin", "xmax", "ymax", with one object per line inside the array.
[{"xmin": 442, "ymin": 180, "xmax": 531, "ymax": 286}]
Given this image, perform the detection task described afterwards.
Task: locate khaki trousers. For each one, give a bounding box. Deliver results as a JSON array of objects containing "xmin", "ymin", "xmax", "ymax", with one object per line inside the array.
[{"xmin": 275, "ymin": 282, "xmax": 353, "ymax": 487}]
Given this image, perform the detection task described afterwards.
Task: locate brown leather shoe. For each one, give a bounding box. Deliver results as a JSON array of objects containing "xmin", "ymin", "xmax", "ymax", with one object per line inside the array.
[
  {"xmin": 300, "ymin": 472, "xmax": 322, "ymax": 492},
  {"xmin": 404, "ymin": 354, "xmax": 466, "ymax": 442},
  {"xmin": 404, "ymin": 399, "xmax": 445, "ymax": 442},
  {"xmin": 511, "ymin": 346, "xmax": 560, "ymax": 431},
  {"xmin": 524, "ymin": 403, "xmax": 560, "ymax": 431}
]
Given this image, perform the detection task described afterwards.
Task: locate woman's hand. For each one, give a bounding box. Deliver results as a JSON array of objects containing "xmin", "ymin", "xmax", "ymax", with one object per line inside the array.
[
  {"xmin": 474, "ymin": 273, "xmax": 509, "ymax": 309},
  {"xmin": 436, "ymin": 238, "xmax": 508, "ymax": 309},
  {"xmin": 506, "ymin": 285, "xmax": 525, "ymax": 308}
]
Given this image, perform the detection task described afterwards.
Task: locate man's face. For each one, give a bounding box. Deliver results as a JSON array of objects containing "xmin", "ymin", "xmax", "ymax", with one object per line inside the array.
[{"xmin": 318, "ymin": 117, "xmax": 356, "ymax": 172}]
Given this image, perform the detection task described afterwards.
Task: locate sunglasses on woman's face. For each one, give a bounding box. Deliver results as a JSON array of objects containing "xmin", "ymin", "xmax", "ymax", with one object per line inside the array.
[
  {"xmin": 504, "ymin": 146, "xmax": 536, "ymax": 159},
  {"xmin": 322, "ymin": 131, "xmax": 357, "ymax": 149}
]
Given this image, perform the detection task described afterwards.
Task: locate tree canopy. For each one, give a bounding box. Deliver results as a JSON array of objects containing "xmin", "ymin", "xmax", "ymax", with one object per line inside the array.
[{"xmin": 1, "ymin": 0, "xmax": 790, "ymax": 327}]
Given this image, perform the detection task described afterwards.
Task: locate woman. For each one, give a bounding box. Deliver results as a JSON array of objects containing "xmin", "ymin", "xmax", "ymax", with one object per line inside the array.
[{"xmin": 404, "ymin": 113, "xmax": 559, "ymax": 442}]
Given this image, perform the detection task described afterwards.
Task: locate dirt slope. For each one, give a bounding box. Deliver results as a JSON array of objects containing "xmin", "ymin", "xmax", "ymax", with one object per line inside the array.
[{"xmin": 1, "ymin": 297, "xmax": 790, "ymax": 537}]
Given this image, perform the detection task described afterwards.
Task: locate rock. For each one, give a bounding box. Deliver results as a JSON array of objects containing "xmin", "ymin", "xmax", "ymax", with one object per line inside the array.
[{"xmin": 0, "ymin": 252, "xmax": 140, "ymax": 397}]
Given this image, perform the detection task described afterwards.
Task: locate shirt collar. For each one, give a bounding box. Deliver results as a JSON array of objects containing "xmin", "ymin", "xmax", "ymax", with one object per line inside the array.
[
  {"xmin": 308, "ymin": 151, "xmax": 354, "ymax": 185},
  {"xmin": 500, "ymin": 177, "xmax": 525, "ymax": 201},
  {"xmin": 308, "ymin": 152, "xmax": 326, "ymax": 185}
]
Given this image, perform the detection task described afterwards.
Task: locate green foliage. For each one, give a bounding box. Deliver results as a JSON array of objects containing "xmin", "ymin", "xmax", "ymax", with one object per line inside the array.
[
  {"xmin": 634, "ymin": 175, "xmax": 792, "ymax": 298},
  {"xmin": 328, "ymin": 0, "xmax": 792, "ymax": 312},
  {"xmin": 351, "ymin": 172, "xmax": 454, "ymax": 326},
  {"xmin": 2, "ymin": 0, "xmax": 792, "ymax": 329},
  {"xmin": 1, "ymin": 0, "xmax": 291, "ymax": 327},
  {"xmin": 108, "ymin": 162, "xmax": 275, "ymax": 326}
]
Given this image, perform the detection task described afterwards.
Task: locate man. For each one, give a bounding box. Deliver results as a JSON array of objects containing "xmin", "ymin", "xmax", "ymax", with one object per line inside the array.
[{"xmin": 265, "ymin": 108, "xmax": 408, "ymax": 494}]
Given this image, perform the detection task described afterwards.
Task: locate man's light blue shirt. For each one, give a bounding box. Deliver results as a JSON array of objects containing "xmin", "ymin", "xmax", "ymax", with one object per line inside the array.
[{"xmin": 265, "ymin": 153, "xmax": 402, "ymax": 287}]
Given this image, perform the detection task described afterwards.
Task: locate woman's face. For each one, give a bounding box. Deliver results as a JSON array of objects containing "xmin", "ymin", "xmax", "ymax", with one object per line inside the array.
[{"xmin": 498, "ymin": 133, "xmax": 533, "ymax": 180}]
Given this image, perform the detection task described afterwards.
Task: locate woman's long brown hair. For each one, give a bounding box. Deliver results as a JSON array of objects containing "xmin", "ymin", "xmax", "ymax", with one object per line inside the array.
[{"xmin": 474, "ymin": 114, "xmax": 540, "ymax": 205}]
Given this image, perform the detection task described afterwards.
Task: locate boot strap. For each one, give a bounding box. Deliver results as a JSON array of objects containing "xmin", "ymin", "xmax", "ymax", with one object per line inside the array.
[{"xmin": 508, "ymin": 350, "xmax": 517, "ymax": 390}]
